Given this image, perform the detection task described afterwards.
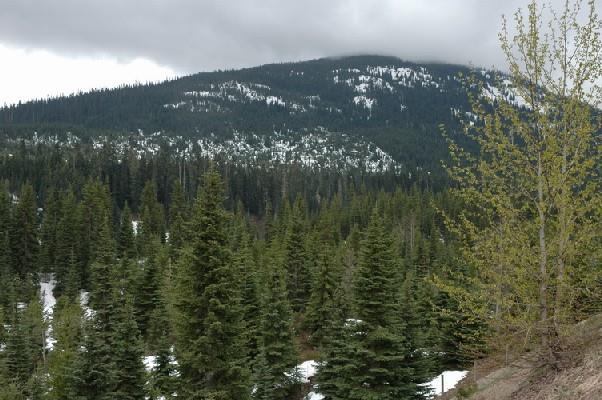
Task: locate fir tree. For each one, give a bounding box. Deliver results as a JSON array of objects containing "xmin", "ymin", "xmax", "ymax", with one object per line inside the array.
[
  {"xmin": 136, "ymin": 238, "xmax": 165, "ymax": 341},
  {"xmin": 234, "ymin": 231, "xmax": 262, "ymax": 363},
  {"xmin": 47, "ymin": 296, "xmax": 82, "ymax": 400},
  {"xmin": 10, "ymin": 183, "xmax": 39, "ymax": 282},
  {"xmin": 0, "ymin": 182, "xmax": 12, "ymax": 308},
  {"xmin": 138, "ymin": 181, "xmax": 165, "ymax": 254},
  {"xmin": 318, "ymin": 210, "xmax": 430, "ymax": 400},
  {"xmin": 54, "ymin": 190, "xmax": 79, "ymax": 296},
  {"xmin": 74, "ymin": 215, "xmax": 117, "ymax": 400},
  {"xmin": 111, "ymin": 295, "xmax": 146, "ymax": 400},
  {"xmin": 253, "ymin": 249, "xmax": 299, "ymax": 400},
  {"xmin": 168, "ymin": 180, "xmax": 188, "ymax": 254},
  {"xmin": 283, "ymin": 196, "xmax": 310, "ymax": 312},
  {"xmin": 5, "ymin": 309, "xmax": 32, "ymax": 387},
  {"xmin": 173, "ymin": 169, "xmax": 250, "ymax": 400},
  {"xmin": 39, "ymin": 188, "xmax": 60, "ymax": 275},
  {"xmin": 118, "ymin": 202, "xmax": 137, "ymax": 261},
  {"xmin": 305, "ymin": 242, "xmax": 342, "ymax": 347}
]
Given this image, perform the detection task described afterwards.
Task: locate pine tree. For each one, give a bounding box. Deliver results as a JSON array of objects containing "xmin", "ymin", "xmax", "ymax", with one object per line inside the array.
[
  {"xmin": 138, "ymin": 181, "xmax": 165, "ymax": 254},
  {"xmin": 173, "ymin": 169, "xmax": 250, "ymax": 400},
  {"xmin": 89, "ymin": 215, "xmax": 116, "ymax": 319},
  {"xmin": 234, "ymin": 231, "xmax": 262, "ymax": 363},
  {"xmin": 318, "ymin": 210, "xmax": 430, "ymax": 400},
  {"xmin": 118, "ymin": 202, "xmax": 136, "ymax": 261},
  {"xmin": 79, "ymin": 180, "xmax": 113, "ymax": 288},
  {"xmin": 10, "ymin": 183, "xmax": 39, "ymax": 282},
  {"xmin": 5, "ymin": 309, "xmax": 32, "ymax": 387},
  {"xmin": 0, "ymin": 182, "xmax": 12, "ymax": 308},
  {"xmin": 39, "ymin": 189, "xmax": 60, "ymax": 275},
  {"xmin": 253, "ymin": 248, "xmax": 299, "ymax": 400},
  {"xmin": 111, "ymin": 295, "xmax": 146, "ymax": 400},
  {"xmin": 147, "ymin": 305, "xmax": 177, "ymax": 400},
  {"xmin": 74, "ymin": 215, "xmax": 117, "ymax": 400},
  {"xmin": 47, "ymin": 296, "xmax": 82, "ymax": 400},
  {"xmin": 305, "ymin": 242, "xmax": 342, "ymax": 347},
  {"xmin": 168, "ymin": 180, "xmax": 188, "ymax": 254},
  {"xmin": 283, "ymin": 196, "xmax": 310, "ymax": 312},
  {"xmin": 73, "ymin": 317, "xmax": 116, "ymax": 400},
  {"xmin": 54, "ymin": 190, "xmax": 79, "ymax": 297},
  {"xmin": 147, "ymin": 260, "xmax": 177, "ymax": 399},
  {"xmin": 136, "ymin": 238, "xmax": 165, "ymax": 341}
]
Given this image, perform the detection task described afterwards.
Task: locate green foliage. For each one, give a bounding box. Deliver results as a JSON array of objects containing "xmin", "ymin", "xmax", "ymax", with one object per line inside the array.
[
  {"xmin": 305, "ymin": 242, "xmax": 342, "ymax": 347},
  {"xmin": 317, "ymin": 210, "xmax": 431, "ymax": 400},
  {"xmin": 47, "ymin": 297, "xmax": 82, "ymax": 400},
  {"xmin": 283, "ymin": 196, "xmax": 311, "ymax": 312},
  {"xmin": 10, "ymin": 183, "xmax": 38, "ymax": 282},
  {"xmin": 118, "ymin": 202, "xmax": 137, "ymax": 261},
  {"xmin": 173, "ymin": 170, "xmax": 250, "ymax": 400},
  {"xmin": 442, "ymin": 0, "xmax": 602, "ymax": 363},
  {"xmin": 111, "ymin": 295, "xmax": 146, "ymax": 400},
  {"xmin": 253, "ymin": 249, "xmax": 300, "ymax": 400}
]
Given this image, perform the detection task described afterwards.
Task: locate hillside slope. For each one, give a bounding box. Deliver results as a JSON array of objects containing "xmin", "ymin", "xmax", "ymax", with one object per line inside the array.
[
  {"xmin": 443, "ymin": 314, "xmax": 602, "ymax": 400},
  {"xmin": 0, "ymin": 55, "xmax": 515, "ymax": 175}
]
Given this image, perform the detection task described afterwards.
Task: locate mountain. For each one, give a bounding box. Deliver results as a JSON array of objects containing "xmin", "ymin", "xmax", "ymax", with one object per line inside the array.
[{"xmin": 0, "ymin": 55, "xmax": 512, "ymax": 175}]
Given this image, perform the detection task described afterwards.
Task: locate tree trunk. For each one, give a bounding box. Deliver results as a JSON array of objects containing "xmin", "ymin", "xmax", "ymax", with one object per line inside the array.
[{"xmin": 537, "ymin": 152, "xmax": 551, "ymax": 363}]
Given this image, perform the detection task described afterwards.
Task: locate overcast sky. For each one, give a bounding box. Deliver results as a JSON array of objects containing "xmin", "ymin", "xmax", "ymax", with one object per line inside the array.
[{"xmin": 0, "ymin": 0, "xmax": 592, "ymax": 106}]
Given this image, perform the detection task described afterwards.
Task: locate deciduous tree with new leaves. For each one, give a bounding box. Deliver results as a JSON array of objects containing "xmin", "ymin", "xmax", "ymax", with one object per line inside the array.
[{"xmin": 442, "ymin": 0, "xmax": 602, "ymax": 366}]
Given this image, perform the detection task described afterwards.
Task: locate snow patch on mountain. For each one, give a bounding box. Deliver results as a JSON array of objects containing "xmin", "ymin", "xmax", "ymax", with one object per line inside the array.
[
  {"xmin": 353, "ymin": 96, "xmax": 376, "ymax": 110},
  {"xmin": 10, "ymin": 128, "xmax": 401, "ymax": 173}
]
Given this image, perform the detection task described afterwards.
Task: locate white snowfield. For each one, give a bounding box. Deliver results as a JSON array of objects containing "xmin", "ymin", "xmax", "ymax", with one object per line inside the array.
[
  {"xmin": 40, "ymin": 276, "xmax": 57, "ymax": 350},
  {"xmin": 297, "ymin": 360, "xmax": 318, "ymax": 383},
  {"xmin": 424, "ymin": 370, "xmax": 469, "ymax": 397}
]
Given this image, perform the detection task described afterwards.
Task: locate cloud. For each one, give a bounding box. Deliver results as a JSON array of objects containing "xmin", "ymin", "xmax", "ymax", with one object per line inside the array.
[
  {"xmin": 0, "ymin": 44, "xmax": 175, "ymax": 106},
  {"xmin": 0, "ymin": 0, "xmax": 546, "ymax": 73},
  {"xmin": 1, "ymin": 0, "xmax": 596, "ymax": 105}
]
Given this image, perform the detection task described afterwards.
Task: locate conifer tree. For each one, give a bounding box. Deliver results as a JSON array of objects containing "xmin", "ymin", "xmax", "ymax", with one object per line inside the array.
[
  {"xmin": 136, "ymin": 238, "xmax": 166, "ymax": 341},
  {"xmin": 80, "ymin": 181, "xmax": 113, "ymax": 287},
  {"xmin": 305, "ymin": 242, "xmax": 342, "ymax": 347},
  {"xmin": 168, "ymin": 180, "xmax": 188, "ymax": 254},
  {"xmin": 138, "ymin": 181, "xmax": 165, "ymax": 254},
  {"xmin": 74, "ymin": 215, "xmax": 117, "ymax": 400},
  {"xmin": 147, "ymin": 304, "xmax": 177, "ymax": 400},
  {"xmin": 173, "ymin": 169, "xmax": 250, "ymax": 400},
  {"xmin": 118, "ymin": 202, "xmax": 136, "ymax": 261},
  {"xmin": 5, "ymin": 309, "xmax": 32, "ymax": 387},
  {"xmin": 111, "ymin": 295, "xmax": 146, "ymax": 400},
  {"xmin": 253, "ymin": 249, "xmax": 299, "ymax": 400},
  {"xmin": 234, "ymin": 230, "xmax": 262, "ymax": 363},
  {"xmin": 283, "ymin": 196, "xmax": 310, "ymax": 312},
  {"xmin": 10, "ymin": 183, "xmax": 38, "ymax": 281},
  {"xmin": 0, "ymin": 183, "xmax": 11, "ymax": 308},
  {"xmin": 39, "ymin": 188, "xmax": 59, "ymax": 275},
  {"xmin": 54, "ymin": 190, "xmax": 79, "ymax": 296},
  {"xmin": 47, "ymin": 296, "xmax": 82, "ymax": 400},
  {"xmin": 318, "ymin": 210, "xmax": 430, "ymax": 400}
]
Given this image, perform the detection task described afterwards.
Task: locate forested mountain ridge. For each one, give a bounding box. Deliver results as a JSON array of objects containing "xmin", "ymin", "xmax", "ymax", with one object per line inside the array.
[{"xmin": 0, "ymin": 55, "xmax": 518, "ymax": 175}]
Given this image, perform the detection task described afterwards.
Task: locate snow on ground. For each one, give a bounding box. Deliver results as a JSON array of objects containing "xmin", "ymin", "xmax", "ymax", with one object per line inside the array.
[
  {"xmin": 40, "ymin": 276, "xmax": 57, "ymax": 350},
  {"xmin": 297, "ymin": 360, "xmax": 318, "ymax": 383},
  {"xmin": 305, "ymin": 392, "xmax": 325, "ymax": 400},
  {"xmin": 424, "ymin": 370, "xmax": 468, "ymax": 397},
  {"xmin": 143, "ymin": 355, "xmax": 158, "ymax": 371},
  {"xmin": 40, "ymin": 278, "xmax": 57, "ymax": 316},
  {"xmin": 79, "ymin": 290, "xmax": 95, "ymax": 319}
]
